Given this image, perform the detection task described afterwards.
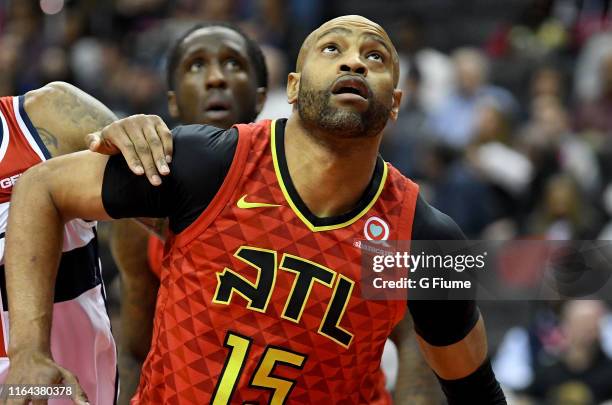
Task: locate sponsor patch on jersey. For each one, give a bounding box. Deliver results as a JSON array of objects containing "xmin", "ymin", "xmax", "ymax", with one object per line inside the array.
[{"xmin": 364, "ymin": 216, "xmax": 389, "ymax": 241}]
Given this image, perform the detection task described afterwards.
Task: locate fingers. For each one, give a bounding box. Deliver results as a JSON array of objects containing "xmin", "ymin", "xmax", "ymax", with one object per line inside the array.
[
  {"xmin": 57, "ymin": 367, "xmax": 89, "ymax": 405},
  {"xmin": 123, "ymin": 122, "xmax": 161, "ymax": 186},
  {"xmin": 102, "ymin": 125, "xmax": 146, "ymax": 176},
  {"xmin": 85, "ymin": 132, "xmax": 102, "ymax": 152},
  {"xmin": 153, "ymin": 116, "xmax": 173, "ymax": 163},
  {"xmin": 90, "ymin": 114, "xmax": 173, "ymax": 186},
  {"xmin": 143, "ymin": 124, "xmax": 170, "ymax": 176}
]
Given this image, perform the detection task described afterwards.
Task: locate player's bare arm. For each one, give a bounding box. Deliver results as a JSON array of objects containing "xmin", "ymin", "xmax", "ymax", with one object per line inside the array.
[
  {"xmin": 110, "ymin": 220, "xmax": 159, "ymax": 405},
  {"xmin": 24, "ymin": 81, "xmax": 173, "ymax": 184},
  {"xmin": 23, "ymin": 81, "xmax": 116, "ymax": 157},
  {"xmin": 391, "ymin": 317, "xmax": 442, "ymax": 404},
  {"xmin": 4, "ymin": 151, "xmax": 111, "ymax": 404}
]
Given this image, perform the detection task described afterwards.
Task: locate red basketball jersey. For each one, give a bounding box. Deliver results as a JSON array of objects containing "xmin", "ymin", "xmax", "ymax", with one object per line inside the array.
[
  {"xmin": 134, "ymin": 119, "xmax": 419, "ymax": 404},
  {"xmin": 0, "ymin": 96, "xmax": 50, "ymax": 204},
  {"xmin": 148, "ymin": 235, "xmax": 164, "ymax": 279}
]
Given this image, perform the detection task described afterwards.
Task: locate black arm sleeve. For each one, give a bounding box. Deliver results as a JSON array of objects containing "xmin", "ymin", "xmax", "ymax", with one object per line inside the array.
[
  {"xmin": 102, "ymin": 124, "xmax": 238, "ymax": 234},
  {"xmin": 437, "ymin": 360, "xmax": 506, "ymax": 404},
  {"xmin": 407, "ymin": 195, "xmax": 479, "ymax": 346}
]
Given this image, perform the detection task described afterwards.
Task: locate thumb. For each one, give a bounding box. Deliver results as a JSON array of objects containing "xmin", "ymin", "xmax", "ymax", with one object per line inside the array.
[
  {"xmin": 58, "ymin": 367, "xmax": 89, "ymax": 405},
  {"xmin": 86, "ymin": 132, "xmax": 102, "ymax": 152}
]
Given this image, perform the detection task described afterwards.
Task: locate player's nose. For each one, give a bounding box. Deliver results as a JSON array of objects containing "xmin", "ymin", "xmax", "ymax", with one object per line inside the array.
[
  {"xmin": 339, "ymin": 51, "xmax": 368, "ymax": 77},
  {"xmin": 205, "ymin": 62, "xmax": 227, "ymax": 89}
]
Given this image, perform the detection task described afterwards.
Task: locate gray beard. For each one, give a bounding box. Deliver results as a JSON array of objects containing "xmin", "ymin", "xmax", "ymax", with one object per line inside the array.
[{"xmin": 297, "ymin": 87, "xmax": 390, "ymax": 139}]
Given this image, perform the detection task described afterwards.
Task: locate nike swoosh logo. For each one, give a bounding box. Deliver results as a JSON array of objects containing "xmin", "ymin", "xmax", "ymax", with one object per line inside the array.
[{"xmin": 237, "ymin": 194, "xmax": 281, "ymax": 209}]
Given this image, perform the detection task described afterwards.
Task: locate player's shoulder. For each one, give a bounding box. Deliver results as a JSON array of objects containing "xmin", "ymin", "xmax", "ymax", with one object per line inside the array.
[
  {"xmin": 412, "ymin": 195, "xmax": 466, "ymax": 240},
  {"xmin": 172, "ymin": 124, "xmax": 238, "ymax": 149},
  {"xmin": 22, "ymin": 82, "xmax": 79, "ymax": 115},
  {"xmin": 171, "ymin": 124, "xmax": 238, "ymax": 162},
  {"xmin": 169, "ymin": 124, "xmax": 239, "ymax": 184}
]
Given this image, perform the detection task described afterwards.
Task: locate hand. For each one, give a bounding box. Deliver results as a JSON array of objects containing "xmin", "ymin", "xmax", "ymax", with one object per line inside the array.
[
  {"xmin": 3, "ymin": 350, "xmax": 89, "ymax": 405},
  {"xmin": 86, "ymin": 114, "xmax": 173, "ymax": 186}
]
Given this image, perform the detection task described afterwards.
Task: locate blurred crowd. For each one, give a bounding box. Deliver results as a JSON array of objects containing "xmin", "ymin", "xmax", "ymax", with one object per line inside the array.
[{"xmin": 3, "ymin": 0, "xmax": 612, "ymax": 404}]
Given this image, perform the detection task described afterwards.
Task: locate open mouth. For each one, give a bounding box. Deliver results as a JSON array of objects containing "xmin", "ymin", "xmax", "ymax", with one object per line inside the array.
[
  {"xmin": 205, "ymin": 102, "xmax": 230, "ymax": 113},
  {"xmin": 331, "ymin": 77, "xmax": 369, "ymax": 99}
]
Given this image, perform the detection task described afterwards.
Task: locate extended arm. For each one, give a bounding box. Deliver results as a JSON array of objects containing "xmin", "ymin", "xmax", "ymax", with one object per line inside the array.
[{"xmin": 4, "ymin": 151, "xmax": 111, "ymax": 403}]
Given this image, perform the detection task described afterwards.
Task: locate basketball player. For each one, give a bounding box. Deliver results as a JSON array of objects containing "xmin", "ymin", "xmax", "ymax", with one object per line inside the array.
[
  {"xmin": 0, "ymin": 81, "xmax": 172, "ymax": 405},
  {"xmin": 5, "ymin": 16, "xmax": 506, "ymax": 404},
  {"xmin": 110, "ymin": 22, "xmax": 268, "ymax": 404}
]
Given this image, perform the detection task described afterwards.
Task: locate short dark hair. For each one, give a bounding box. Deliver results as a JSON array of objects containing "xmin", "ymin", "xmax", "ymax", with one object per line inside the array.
[{"xmin": 166, "ymin": 22, "xmax": 268, "ymax": 91}]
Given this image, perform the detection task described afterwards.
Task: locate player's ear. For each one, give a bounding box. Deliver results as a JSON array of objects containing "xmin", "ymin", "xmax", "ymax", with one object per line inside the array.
[
  {"xmin": 389, "ymin": 89, "xmax": 402, "ymax": 121},
  {"xmin": 255, "ymin": 87, "xmax": 268, "ymax": 115},
  {"xmin": 167, "ymin": 91, "xmax": 180, "ymax": 120},
  {"xmin": 287, "ymin": 72, "xmax": 300, "ymax": 105}
]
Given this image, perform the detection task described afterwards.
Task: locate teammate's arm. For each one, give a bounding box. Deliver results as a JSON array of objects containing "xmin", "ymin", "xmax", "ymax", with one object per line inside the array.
[{"xmin": 24, "ymin": 81, "xmax": 173, "ymax": 183}]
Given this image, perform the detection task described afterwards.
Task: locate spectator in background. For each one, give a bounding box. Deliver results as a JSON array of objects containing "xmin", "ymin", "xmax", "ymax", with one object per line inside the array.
[
  {"xmin": 467, "ymin": 99, "xmax": 533, "ymax": 225},
  {"xmin": 575, "ymin": 49, "xmax": 612, "ymax": 136},
  {"xmin": 495, "ymin": 300, "xmax": 612, "ymax": 404},
  {"xmin": 531, "ymin": 64, "xmax": 565, "ymax": 101},
  {"xmin": 394, "ymin": 11, "xmax": 453, "ymax": 114},
  {"xmin": 0, "ymin": 32, "xmax": 23, "ymax": 95},
  {"xmin": 598, "ymin": 184, "xmax": 612, "ymax": 239},
  {"xmin": 520, "ymin": 95, "xmax": 601, "ymax": 205},
  {"xmin": 526, "ymin": 174, "xmax": 600, "ymax": 239},
  {"xmin": 429, "ymin": 47, "xmax": 517, "ymax": 148},
  {"xmin": 381, "ymin": 62, "xmax": 433, "ymax": 180},
  {"xmin": 574, "ymin": 32, "xmax": 612, "ymax": 103},
  {"xmin": 494, "ymin": 302, "xmax": 565, "ymax": 395},
  {"xmin": 527, "ymin": 300, "xmax": 612, "ymax": 405},
  {"xmin": 257, "ymin": 45, "xmax": 292, "ymax": 120},
  {"xmin": 485, "ymin": 0, "xmax": 568, "ymax": 60},
  {"xmin": 419, "ymin": 142, "xmax": 495, "ymax": 238}
]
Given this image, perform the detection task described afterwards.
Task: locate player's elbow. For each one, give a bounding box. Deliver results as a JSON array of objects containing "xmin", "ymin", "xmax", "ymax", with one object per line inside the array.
[
  {"xmin": 13, "ymin": 162, "xmax": 52, "ymax": 199},
  {"xmin": 45, "ymin": 80, "xmax": 74, "ymax": 91},
  {"xmin": 34, "ymin": 81, "xmax": 78, "ymax": 104},
  {"xmin": 13, "ymin": 161, "xmax": 69, "ymax": 222}
]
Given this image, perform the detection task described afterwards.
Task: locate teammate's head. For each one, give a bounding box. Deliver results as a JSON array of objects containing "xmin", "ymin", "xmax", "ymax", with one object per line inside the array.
[
  {"xmin": 166, "ymin": 22, "xmax": 268, "ymax": 128},
  {"xmin": 287, "ymin": 15, "xmax": 401, "ymax": 138}
]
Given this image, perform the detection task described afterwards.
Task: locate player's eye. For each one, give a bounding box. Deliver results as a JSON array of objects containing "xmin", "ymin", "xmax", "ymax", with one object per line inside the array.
[
  {"xmin": 367, "ymin": 51, "xmax": 383, "ymax": 62},
  {"xmin": 224, "ymin": 58, "xmax": 242, "ymax": 70},
  {"xmin": 322, "ymin": 44, "xmax": 339, "ymax": 54},
  {"xmin": 188, "ymin": 59, "xmax": 205, "ymax": 73}
]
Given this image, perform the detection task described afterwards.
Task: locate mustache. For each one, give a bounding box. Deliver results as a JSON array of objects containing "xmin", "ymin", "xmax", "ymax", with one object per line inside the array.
[{"xmin": 328, "ymin": 75, "xmax": 373, "ymax": 99}]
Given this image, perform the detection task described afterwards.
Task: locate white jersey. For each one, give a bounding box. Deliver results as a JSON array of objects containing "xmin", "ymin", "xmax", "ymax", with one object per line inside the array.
[{"xmin": 0, "ymin": 95, "xmax": 117, "ymax": 405}]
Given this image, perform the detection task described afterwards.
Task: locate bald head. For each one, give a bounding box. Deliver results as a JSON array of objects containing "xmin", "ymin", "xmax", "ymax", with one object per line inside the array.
[{"xmin": 296, "ymin": 15, "xmax": 400, "ymax": 86}]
